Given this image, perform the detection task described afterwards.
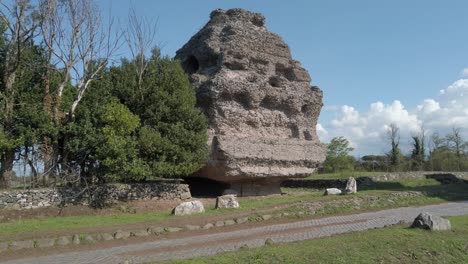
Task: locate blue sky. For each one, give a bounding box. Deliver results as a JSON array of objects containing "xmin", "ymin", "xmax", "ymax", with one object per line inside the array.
[{"xmin": 98, "ymin": 0, "xmax": 468, "ymax": 156}]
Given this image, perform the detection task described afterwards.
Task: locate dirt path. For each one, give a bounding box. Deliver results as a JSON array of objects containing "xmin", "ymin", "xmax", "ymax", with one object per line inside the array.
[{"xmin": 2, "ymin": 201, "xmax": 467, "ymax": 264}]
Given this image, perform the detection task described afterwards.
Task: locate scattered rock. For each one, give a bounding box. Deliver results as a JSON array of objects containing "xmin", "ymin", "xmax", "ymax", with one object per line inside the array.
[
  {"xmin": 235, "ymin": 217, "xmax": 249, "ymax": 224},
  {"xmin": 324, "ymin": 188, "xmax": 342, "ymax": 195},
  {"xmin": 82, "ymin": 235, "xmax": 95, "ymax": 244},
  {"xmin": 203, "ymin": 223, "xmax": 214, "ymax": 229},
  {"xmin": 173, "ymin": 200, "xmax": 205, "ymax": 216},
  {"xmin": 9, "ymin": 240, "xmax": 34, "ymax": 250},
  {"xmin": 411, "ymin": 212, "xmax": 451, "ymax": 231},
  {"xmin": 345, "ymin": 177, "xmax": 357, "ymax": 194},
  {"xmin": 131, "ymin": 230, "xmax": 149, "ymax": 237},
  {"xmin": 180, "ymin": 191, "xmax": 192, "ymax": 200},
  {"xmin": 103, "ymin": 233, "xmax": 115, "ymax": 241},
  {"xmin": 262, "ymin": 215, "xmax": 272, "ymax": 221},
  {"xmin": 56, "ymin": 236, "xmax": 70, "ymax": 246},
  {"xmin": 215, "ymin": 220, "xmax": 225, "ymax": 227},
  {"xmin": 165, "ymin": 227, "xmax": 183, "ymax": 233},
  {"xmin": 224, "ymin": 219, "xmax": 236, "ymax": 226},
  {"xmin": 175, "ymin": 8, "xmax": 326, "ymax": 196},
  {"xmin": 184, "ymin": 225, "xmax": 201, "ymax": 230},
  {"xmin": 216, "ymin": 195, "xmax": 240, "ymax": 209},
  {"xmin": 71, "ymin": 234, "xmax": 81, "ymax": 245},
  {"xmin": 36, "ymin": 238, "xmax": 55, "ymax": 248},
  {"xmin": 149, "ymin": 227, "xmax": 165, "ymax": 235},
  {"xmin": 0, "ymin": 242, "xmax": 9, "ymax": 252},
  {"xmin": 114, "ymin": 230, "xmax": 131, "ymax": 240},
  {"xmin": 265, "ymin": 238, "xmax": 275, "ymax": 245}
]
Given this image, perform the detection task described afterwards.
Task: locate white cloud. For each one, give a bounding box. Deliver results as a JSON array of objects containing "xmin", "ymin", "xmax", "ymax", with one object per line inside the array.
[
  {"xmin": 462, "ymin": 68, "xmax": 468, "ymax": 77},
  {"xmin": 316, "ymin": 123, "xmax": 328, "ymax": 141},
  {"xmin": 319, "ymin": 77, "xmax": 468, "ymax": 156}
]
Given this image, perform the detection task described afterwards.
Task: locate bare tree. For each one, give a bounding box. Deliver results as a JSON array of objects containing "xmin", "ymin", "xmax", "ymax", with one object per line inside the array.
[
  {"xmin": 446, "ymin": 127, "xmax": 465, "ymax": 171},
  {"xmin": 0, "ymin": 0, "xmax": 38, "ymax": 188},
  {"xmin": 39, "ymin": 0, "xmax": 120, "ymax": 178},
  {"xmin": 123, "ymin": 5, "xmax": 158, "ymax": 100}
]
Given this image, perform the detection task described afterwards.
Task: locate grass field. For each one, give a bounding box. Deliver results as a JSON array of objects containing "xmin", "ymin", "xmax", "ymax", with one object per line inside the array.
[
  {"xmin": 0, "ymin": 177, "xmax": 466, "ymax": 236},
  {"xmin": 307, "ymin": 171, "xmax": 385, "ymax": 179},
  {"xmin": 165, "ymin": 215, "xmax": 468, "ymax": 264}
]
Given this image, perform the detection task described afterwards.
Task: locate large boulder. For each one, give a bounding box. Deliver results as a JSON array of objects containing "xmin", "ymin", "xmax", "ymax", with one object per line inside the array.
[
  {"xmin": 176, "ymin": 8, "xmax": 326, "ymax": 196},
  {"xmin": 216, "ymin": 195, "xmax": 240, "ymax": 209},
  {"xmin": 324, "ymin": 188, "xmax": 342, "ymax": 195},
  {"xmin": 411, "ymin": 212, "xmax": 451, "ymax": 231},
  {"xmin": 345, "ymin": 177, "xmax": 357, "ymax": 194},
  {"xmin": 173, "ymin": 200, "xmax": 205, "ymax": 216}
]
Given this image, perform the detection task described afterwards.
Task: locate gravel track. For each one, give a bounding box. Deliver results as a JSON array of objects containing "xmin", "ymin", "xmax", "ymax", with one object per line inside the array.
[{"xmin": 3, "ymin": 201, "xmax": 468, "ymax": 264}]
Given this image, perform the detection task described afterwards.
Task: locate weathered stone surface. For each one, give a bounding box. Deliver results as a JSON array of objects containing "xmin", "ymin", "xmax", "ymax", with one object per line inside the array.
[
  {"xmin": 96, "ymin": 233, "xmax": 114, "ymax": 241},
  {"xmin": 325, "ymin": 188, "xmax": 342, "ymax": 195},
  {"xmin": 149, "ymin": 227, "xmax": 165, "ymax": 235},
  {"xmin": 235, "ymin": 217, "xmax": 249, "ymax": 224},
  {"xmin": 165, "ymin": 227, "xmax": 183, "ymax": 233},
  {"xmin": 184, "ymin": 225, "xmax": 201, "ymax": 230},
  {"xmin": 215, "ymin": 220, "xmax": 225, "ymax": 227},
  {"xmin": 56, "ymin": 236, "xmax": 70, "ymax": 246},
  {"xmin": 9, "ymin": 240, "xmax": 34, "ymax": 250},
  {"xmin": 176, "ymin": 8, "xmax": 326, "ymax": 196},
  {"xmin": 131, "ymin": 230, "xmax": 149, "ymax": 237},
  {"xmin": 345, "ymin": 177, "xmax": 357, "ymax": 194},
  {"xmin": 203, "ymin": 223, "xmax": 214, "ymax": 229},
  {"xmin": 71, "ymin": 234, "xmax": 81, "ymax": 245},
  {"xmin": 0, "ymin": 242, "xmax": 8, "ymax": 252},
  {"xmin": 411, "ymin": 212, "xmax": 452, "ymax": 231},
  {"xmin": 224, "ymin": 219, "xmax": 236, "ymax": 226},
  {"xmin": 173, "ymin": 200, "xmax": 205, "ymax": 216},
  {"xmin": 216, "ymin": 195, "xmax": 240, "ymax": 209},
  {"xmin": 36, "ymin": 238, "xmax": 55, "ymax": 248},
  {"xmin": 114, "ymin": 230, "xmax": 131, "ymax": 240},
  {"xmin": 262, "ymin": 214, "xmax": 272, "ymax": 221},
  {"xmin": 0, "ymin": 182, "xmax": 191, "ymax": 210}
]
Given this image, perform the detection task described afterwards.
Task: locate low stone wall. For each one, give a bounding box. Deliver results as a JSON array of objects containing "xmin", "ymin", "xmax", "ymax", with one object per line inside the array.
[
  {"xmin": 282, "ymin": 171, "xmax": 468, "ymax": 190},
  {"xmin": 0, "ymin": 182, "xmax": 191, "ymax": 209}
]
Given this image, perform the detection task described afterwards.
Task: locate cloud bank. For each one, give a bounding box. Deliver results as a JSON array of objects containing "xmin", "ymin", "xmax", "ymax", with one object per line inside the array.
[{"xmin": 317, "ymin": 76, "xmax": 468, "ymax": 156}]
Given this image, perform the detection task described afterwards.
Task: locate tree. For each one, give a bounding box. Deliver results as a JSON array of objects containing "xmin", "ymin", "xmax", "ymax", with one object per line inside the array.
[
  {"xmin": 446, "ymin": 127, "xmax": 467, "ymax": 171},
  {"xmin": 0, "ymin": 0, "xmax": 39, "ymax": 188},
  {"xmin": 323, "ymin": 136, "xmax": 355, "ymax": 173},
  {"xmin": 38, "ymin": 0, "xmax": 120, "ymax": 178},
  {"xmin": 386, "ymin": 123, "xmax": 402, "ymax": 171},
  {"xmin": 410, "ymin": 135, "xmax": 425, "ymax": 171}
]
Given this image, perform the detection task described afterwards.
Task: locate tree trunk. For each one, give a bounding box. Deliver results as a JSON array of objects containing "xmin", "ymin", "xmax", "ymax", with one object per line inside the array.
[
  {"xmin": 0, "ymin": 149, "xmax": 15, "ymax": 189},
  {"xmin": 42, "ymin": 69, "xmax": 56, "ymax": 186}
]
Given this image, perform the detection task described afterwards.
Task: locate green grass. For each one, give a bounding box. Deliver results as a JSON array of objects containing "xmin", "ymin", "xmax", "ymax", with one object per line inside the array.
[
  {"xmin": 308, "ymin": 171, "xmax": 385, "ymax": 179},
  {"xmin": 0, "ymin": 178, "xmax": 466, "ymax": 237},
  {"xmin": 165, "ymin": 215, "xmax": 468, "ymax": 264},
  {"xmin": 0, "ymin": 211, "xmax": 173, "ymax": 236}
]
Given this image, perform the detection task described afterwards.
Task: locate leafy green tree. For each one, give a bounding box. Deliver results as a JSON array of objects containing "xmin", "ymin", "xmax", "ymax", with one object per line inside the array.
[
  {"xmin": 323, "ymin": 136, "xmax": 356, "ymax": 173},
  {"xmin": 410, "ymin": 136, "xmax": 425, "ymax": 170},
  {"xmin": 95, "ymin": 100, "xmax": 148, "ymax": 182},
  {"xmin": 0, "ymin": 0, "xmax": 40, "ymax": 188},
  {"xmin": 135, "ymin": 51, "xmax": 208, "ymax": 178},
  {"xmin": 386, "ymin": 123, "xmax": 403, "ymax": 171}
]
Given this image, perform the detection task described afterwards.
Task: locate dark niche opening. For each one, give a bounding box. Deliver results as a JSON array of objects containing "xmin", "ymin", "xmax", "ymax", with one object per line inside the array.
[
  {"xmin": 184, "ymin": 177, "xmax": 230, "ymax": 197},
  {"xmin": 183, "ymin": 55, "xmax": 199, "ymax": 74}
]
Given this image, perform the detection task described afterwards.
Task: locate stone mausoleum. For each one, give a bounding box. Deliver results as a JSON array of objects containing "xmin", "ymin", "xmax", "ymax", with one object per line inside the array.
[{"xmin": 176, "ymin": 8, "xmax": 326, "ymax": 196}]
